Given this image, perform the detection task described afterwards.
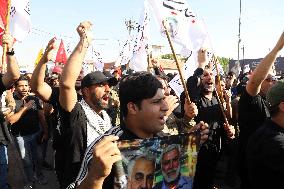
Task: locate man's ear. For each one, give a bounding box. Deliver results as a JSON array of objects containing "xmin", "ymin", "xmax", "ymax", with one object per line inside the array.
[
  {"xmin": 127, "ymin": 102, "xmax": 139, "ymax": 115},
  {"xmin": 81, "ymin": 87, "xmax": 89, "ymax": 97},
  {"xmin": 279, "ymin": 102, "xmax": 284, "ymax": 113}
]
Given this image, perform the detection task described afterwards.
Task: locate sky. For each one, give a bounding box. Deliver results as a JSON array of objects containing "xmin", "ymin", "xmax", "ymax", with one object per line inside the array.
[{"xmin": 3, "ymin": 0, "xmax": 284, "ymax": 68}]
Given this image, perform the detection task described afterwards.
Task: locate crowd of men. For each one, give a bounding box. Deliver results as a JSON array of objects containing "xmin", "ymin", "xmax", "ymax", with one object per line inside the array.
[{"xmin": 0, "ymin": 20, "xmax": 284, "ymax": 189}]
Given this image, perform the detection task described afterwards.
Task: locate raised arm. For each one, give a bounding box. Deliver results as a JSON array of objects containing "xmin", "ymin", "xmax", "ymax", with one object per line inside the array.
[
  {"xmin": 1, "ymin": 32, "xmax": 20, "ymax": 88},
  {"xmin": 246, "ymin": 32, "xmax": 284, "ymax": 96},
  {"xmin": 30, "ymin": 38, "xmax": 56, "ymax": 101},
  {"xmin": 59, "ymin": 21, "xmax": 93, "ymax": 112}
]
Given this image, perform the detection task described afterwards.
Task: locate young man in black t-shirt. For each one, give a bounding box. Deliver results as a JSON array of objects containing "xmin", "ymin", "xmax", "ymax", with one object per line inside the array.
[
  {"xmin": 0, "ymin": 32, "xmax": 20, "ymax": 189},
  {"xmin": 238, "ymin": 32, "xmax": 284, "ymax": 189},
  {"xmin": 246, "ymin": 80, "xmax": 284, "ymax": 189},
  {"xmin": 31, "ymin": 37, "xmax": 86, "ymax": 188},
  {"xmin": 7, "ymin": 76, "xmax": 48, "ymax": 188}
]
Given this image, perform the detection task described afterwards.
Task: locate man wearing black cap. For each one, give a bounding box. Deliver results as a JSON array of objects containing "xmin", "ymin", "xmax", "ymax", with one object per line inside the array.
[{"xmin": 58, "ymin": 21, "xmax": 113, "ymax": 188}]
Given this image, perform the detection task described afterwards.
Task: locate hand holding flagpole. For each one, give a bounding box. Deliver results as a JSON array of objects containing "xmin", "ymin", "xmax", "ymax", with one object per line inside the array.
[
  {"xmin": 212, "ymin": 55, "xmax": 229, "ymax": 126},
  {"xmin": 162, "ymin": 20, "xmax": 191, "ymax": 103}
]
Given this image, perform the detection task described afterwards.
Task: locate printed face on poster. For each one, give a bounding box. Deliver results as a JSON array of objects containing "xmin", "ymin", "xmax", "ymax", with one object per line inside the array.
[{"xmin": 115, "ymin": 132, "xmax": 199, "ymax": 189}]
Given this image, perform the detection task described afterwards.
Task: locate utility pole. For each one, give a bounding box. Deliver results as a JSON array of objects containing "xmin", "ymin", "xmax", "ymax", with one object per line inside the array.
[
  {"xmin": 242, "ymin": 45, "xmax": 245, "ymax": 64},
  {"xmin": 237, "ymin": 0, "xmax": 242, "ymax": 66}
]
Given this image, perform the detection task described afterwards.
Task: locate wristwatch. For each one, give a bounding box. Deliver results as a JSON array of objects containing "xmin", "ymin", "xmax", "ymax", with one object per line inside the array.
[{"xmin": 6, "ymin": 48, "xmax": 15, "ymax": 56}]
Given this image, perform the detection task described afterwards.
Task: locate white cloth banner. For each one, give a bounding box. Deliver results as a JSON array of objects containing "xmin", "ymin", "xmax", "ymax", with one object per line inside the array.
[
  {"xmin": 10, "ymin": 0, "xmax": 31, "ymax": 41},
  {"xmin": 129, "ymin": 0, "xmax": 150, "ymax": 71},
  {"xmin": 147, "ymin": 0, "xmax": 208, "ymax": 55},
  {"xmin": 168, "ymin": 50, "xmax": 198, "ymax": 98}
]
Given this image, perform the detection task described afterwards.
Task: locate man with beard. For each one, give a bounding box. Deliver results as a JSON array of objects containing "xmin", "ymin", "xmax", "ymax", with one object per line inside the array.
[
  {"xmin": 153, "ymin": 144, "xmax": 193, "ymax": 189},
  {"xmin": 180, "ymin": 48, "xmax": 235, "ymax": 189},
  {"xmin": 57, "ymin": 21, "xmax": 113, "ymax": 188},
  {"xmin": 127, "ymin": 154, "xmax": 155, "ymax": 189},
  {"xmin": 7, "ymin": 75, "xmax": 49, "ymax": 188}
]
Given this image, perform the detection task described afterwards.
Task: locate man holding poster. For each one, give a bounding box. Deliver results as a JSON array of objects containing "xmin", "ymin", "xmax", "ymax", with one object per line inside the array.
[{"xmin": 73, "ymin": 71, "xmax": 209, "ymax": 189}]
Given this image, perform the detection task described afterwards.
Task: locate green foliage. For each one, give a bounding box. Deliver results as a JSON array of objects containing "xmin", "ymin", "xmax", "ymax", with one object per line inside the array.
[
  {"xmin": 161, "ymin": 54, "xmax": 174, "ymax": 60},
  {"xmin": 217, "ymin": 56, "xmax": 231, "ymax": 72}
]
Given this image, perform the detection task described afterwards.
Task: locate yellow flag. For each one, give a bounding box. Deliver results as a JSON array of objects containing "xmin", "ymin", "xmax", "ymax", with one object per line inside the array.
[{"xmin": 34, "ymin": 48, "xmax": 44, "ymax": 65}]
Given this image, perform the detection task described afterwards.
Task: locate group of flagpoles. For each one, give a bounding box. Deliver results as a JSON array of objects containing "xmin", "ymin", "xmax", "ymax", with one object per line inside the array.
[
  {"xmin": 213, "ymin": 55, "xmax": 229, "ymax": 126},
  {"xmin": 1, "ymin": 0, "xmax": 11, "ymax": 74}
]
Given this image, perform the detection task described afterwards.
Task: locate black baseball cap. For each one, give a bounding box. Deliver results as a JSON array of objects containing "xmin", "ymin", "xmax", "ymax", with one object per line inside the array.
[{"xmin": 81, "ymin": 71, "xmax": 111, "ymax": 88}]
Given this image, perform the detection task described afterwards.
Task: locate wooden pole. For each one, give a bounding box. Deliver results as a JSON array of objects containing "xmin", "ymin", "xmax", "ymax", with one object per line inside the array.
[
  {"xmin": 2, "ymin": 0, "xmax": 11, "ymax": 74},
  {"xmin": 147, "ymin": 54, "xmax": 151, "ymax": 73},
  {"xmin": 162, "ymin": 21, "xmax": 191, "ymax": 103},
  {"xmin": 213, "ymin": 55, "xmax": 229, "ymax": 125}
]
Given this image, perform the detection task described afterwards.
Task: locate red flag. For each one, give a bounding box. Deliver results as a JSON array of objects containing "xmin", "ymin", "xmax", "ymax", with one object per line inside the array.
[
  {"xmin": 0, "ymin": 0, "xmax": 8, "ymax": 27},
  {"xmin": 55, "ymin": 39, "xmax": 67, "ymax": 64},
  {"xmin": 0, "ymin": 0, "xmax": 8, "ymax": 43}
]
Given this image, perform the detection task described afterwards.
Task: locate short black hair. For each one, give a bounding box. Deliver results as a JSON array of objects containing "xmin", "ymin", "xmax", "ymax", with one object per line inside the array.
[
  {"xmin": 119, "ymin": 72, "xmax": 163, "ymax": 118},
  {"xmin": 227, "ymin": 71, "xmax": 235, "ymax": 77},
  {"xmin": 15, "ymin": 75, "xmax": 29, "ymax": 86}
]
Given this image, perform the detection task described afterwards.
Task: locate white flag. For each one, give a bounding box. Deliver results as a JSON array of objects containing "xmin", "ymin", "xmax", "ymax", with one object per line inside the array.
[
  {"xmin": 115, "ymin": 37, "xmax": 133, "ymax": 67},
  {"xmin": 147, "ymin": 0, "xmax": 208, "ymax": 55},
  {"xmin": 129, "ymin": 0, "xmax": 150, "ymax": 71},
  {"xmin": 10, "ymin": 0, "xmax": 31, "ymax": 41},
  {"xmin": 168, "ymin": 50, "xmax": 198, "ymax": 98},
  {"xmin": 93, "ymin": 51, "xmax": 104, "ymax": 71}
]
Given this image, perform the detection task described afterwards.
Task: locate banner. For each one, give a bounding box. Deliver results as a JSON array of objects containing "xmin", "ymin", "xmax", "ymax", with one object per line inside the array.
[
  {"xmin": 116, "ymin": 37, "xmax": 133, "ymax": 67},
  {"xmin": 115, "ymin": 132, "xmax": 199, "ymax": 189},
  {"xmin": 129, "ymin": 0, "xmax": 150, "ymax": 72},
  {"xmin": 147, "ymin": 0, "xmax": 208, "ymax": 55},
  {"xmin": 93, "ymin": 51, "xmax": 104, "ymax": 71},
  {"xmin": 9, "ymin": 0, "xmax": 31, "ymax": 42}
]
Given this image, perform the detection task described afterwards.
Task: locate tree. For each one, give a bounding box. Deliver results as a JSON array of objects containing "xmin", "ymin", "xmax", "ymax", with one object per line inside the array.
[
  {"xmin": 161, "ymin": 53, "xmax": 174, "ymax": 60},
  {"xmin": 217, "ymin": 56, "xmax": 231, "ymax": 73}
]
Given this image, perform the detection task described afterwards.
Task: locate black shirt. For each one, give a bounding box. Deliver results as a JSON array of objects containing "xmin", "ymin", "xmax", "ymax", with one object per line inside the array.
[
  {"xmin": 181, "ymin": 68, "xmax": 226, "ymax": 152},
  {"xmin": 11, "ymin": 95, "xmax": 42, "ymax": 136},
  {"xmin": 47, "ymin": 87, "xmax": 62, "ymax": 149},
  {"xmin": 181, "ymin": 68, "xmax": 226, "ymax": 189},
  {"xmin": 0, "ymin": 77, "xmax": 10, "ymax": 145},
  {"xmin": 60, "ymin": 102, "xmax": 88, "ymax": 188},
  {"xmin": 246, "ymin": 119, "xmax": 284, "ymax": 189},
  {"xmin": 238, "ymin": 89, "xmax": 270, "ymax": 145}
]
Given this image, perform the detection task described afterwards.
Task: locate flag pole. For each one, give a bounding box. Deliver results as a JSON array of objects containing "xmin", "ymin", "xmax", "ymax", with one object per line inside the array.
[
  {"xmin": 212, "ymin": 55, "xmax": 229, "ymax": 125},
  {"xmin": 162, "ymin": 21, "xmax": 191, "ymax": 103},
  {"xmin": 147, "ymin": 54, "xmax": 151, "ymax": 72},
  {"xmin": 2, "ymin": 0, "xmax": 11, "ymax": 74}
]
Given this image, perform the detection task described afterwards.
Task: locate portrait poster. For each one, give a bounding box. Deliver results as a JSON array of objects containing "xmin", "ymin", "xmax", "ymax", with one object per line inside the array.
[{"xmin": 114, "ymin": 132, "xmax": 200, "ymax": 189}]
